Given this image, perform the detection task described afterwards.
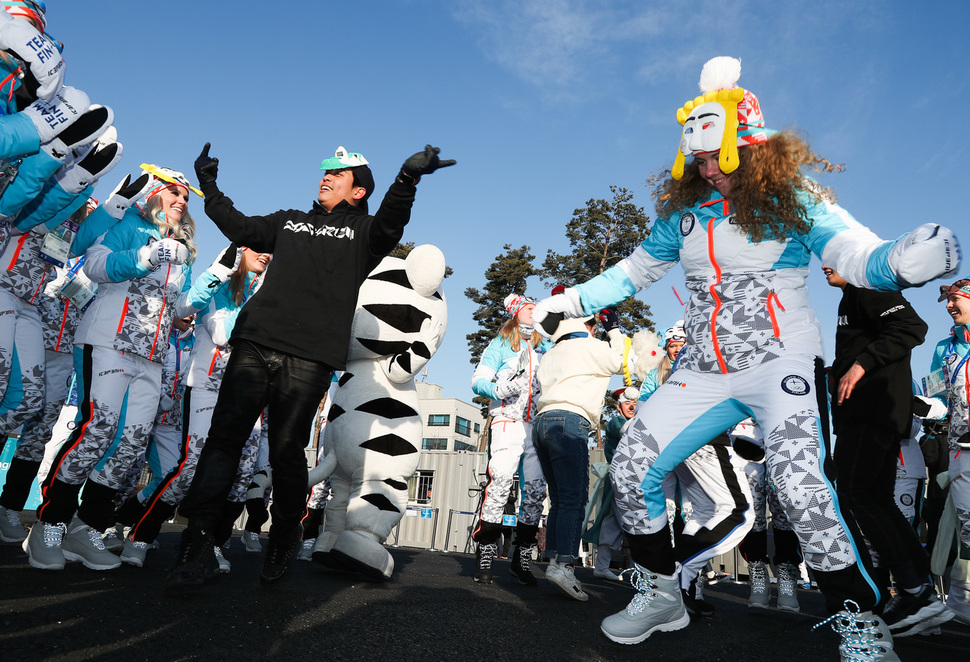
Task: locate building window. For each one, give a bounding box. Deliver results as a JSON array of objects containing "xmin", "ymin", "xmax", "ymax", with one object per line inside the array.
[
  {"xmin": 474, "ymin": 423, "xmax": 480, "ymax": 433},
  {"xmin": 428, "ymin": 414, "xmax": 450, "ymax": 427},
  {"xmin": 455, "ymin": 416, "xmax": 472, "ymax": 437},
  {"xmin": 454, "ymin": 440, "xmax": 476, "ymax": 452},
  {"xmin": 422, "ymin": 438, "xmax": 448, "ymax": 451},
  {"xmin": 408, "ymin": 470, "xmax": 434, "ymax": 504}
]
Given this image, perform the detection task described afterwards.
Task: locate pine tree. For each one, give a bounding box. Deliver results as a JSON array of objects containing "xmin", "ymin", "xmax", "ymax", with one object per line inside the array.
[
  {"xmin": 464, "ymin": 244, "xmax": 538, "ymax": 409},
  {"xmin": 541, "ymin": 186, "xmax": 655, "ymax": 335}
]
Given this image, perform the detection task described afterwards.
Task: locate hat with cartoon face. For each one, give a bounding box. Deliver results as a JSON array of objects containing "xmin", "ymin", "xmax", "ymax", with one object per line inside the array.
[
  {"xmin": 611, "ymin": 386, "xmax": 639, "ymax": 403},
  {"xmin": 140, "ymin": 163, "xmax": 202, "ymax": 201},
  {"xmin": 672, "ymin": 57, "xmax": 774, "ymax": 180},
  {"xmin": 663, "ymin": 320, "xmax": 686, "ymax": 347},
  {"xmin": 2, "ymin": 1, "xmax": 46, "ymax": 30},
  {"xmin": 938, "ymin": 278, "xmax": 970, "ymax": 302}
]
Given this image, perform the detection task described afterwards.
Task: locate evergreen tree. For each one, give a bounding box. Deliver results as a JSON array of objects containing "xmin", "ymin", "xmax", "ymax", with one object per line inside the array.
[
  {"xmin": 464, "ymin": 244, "xmax": 538, "ymax": 409},
  {"xmin": 541, "ymin": 186, "xmax": 655, "ymax": 335}
]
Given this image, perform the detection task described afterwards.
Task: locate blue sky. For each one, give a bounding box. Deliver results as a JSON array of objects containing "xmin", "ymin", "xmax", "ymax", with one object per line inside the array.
[{"xmin": 49, "ymin": 1, "xmax": 969, "ymax": 400}]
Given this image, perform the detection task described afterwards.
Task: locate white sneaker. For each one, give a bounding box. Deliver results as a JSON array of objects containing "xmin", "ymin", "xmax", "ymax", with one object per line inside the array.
[
  {"xmin": 23, "ymin": 520, "xmax": 67, "ymax": 570},
  {"xmin": 0, "ymin": 505, "xmax": 26, "ymax": 543},
  {"xmin": 120, "ymin": 538, "xmax": 150, "ymax": 567},
  {"xmin": 297, "ymin": 538, "xmax": 315, "ymax": 561},
  {"xmin": 546, "ymin": 561, "xmax": 589, "ymax": 601},
  {"xmin": 61, "ymin": 520, "xmax": 121, "ymax": 570},
  {"xmin": 214, "ymin": 544, "xmax": 231, "ymax": 573},
  {"xmin": 242, "ymin": 530, "xmax": 262, "ymax": 553},
  {"xmin": 593, "ymin": 568, "xmax": 621, "ymax": 581}
]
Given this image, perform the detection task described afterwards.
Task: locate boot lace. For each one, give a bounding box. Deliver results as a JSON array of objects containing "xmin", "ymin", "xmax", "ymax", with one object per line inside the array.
[
  {"xmin": 813, "ymin": 599, "xmax": 888, "ymax": 662},
  {"xmin": 619, "ymin": 565, "xmax": 660, "ymax": 615},
  {"xmin": 777, "ymin": 563, "xmax": 797, "ymax": 597},
  {"xmin": 478, "ymin": 542, "xmax": 498, "ymax": 569},
  {"xmin": 749, "ymin": 562, "xmax": 769, "ymax": 594},
  {"xmin": 43, "ymin": 522, "xmax": 66, "ymax": 548}
]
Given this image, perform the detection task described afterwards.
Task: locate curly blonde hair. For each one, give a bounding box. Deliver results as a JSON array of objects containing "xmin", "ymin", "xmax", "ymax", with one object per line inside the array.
[
  {"xmin": 142, "ymin": 192, "xmax": 197, "ymax": 263},
  {"xmin": 651, "ymin": 132, "xmax": 843, "ymax": 243}
]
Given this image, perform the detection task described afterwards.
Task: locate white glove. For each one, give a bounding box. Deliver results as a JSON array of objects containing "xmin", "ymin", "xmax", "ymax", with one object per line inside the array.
[
  {"xmin": 104, "ymin": 173, "xmax": 152, "ymax": 220},
  {"xmin": 138, "ymin": 238, "xmax": 189, "ymax": 270},
  {"xmin": 0, "ymin": 11, "xmax": 66, "ymax": 101},
  {"xmin": 912, "ymin": 395, "xmax": 948, "ymax": 421},
  {"xmin": 21, "ymin": 86, "xmax": 90, "ymax": 144},
  {"xmin": 493, "ymin": 373, "xmax": 522, "ymax": 400},
  {"xmin": 42, "ymin": 105, "xmax": 114, "ymax": 159},
  {"xmin": 532, "ymin": 287, "xmax": 585, "ymax": 338},
  {"xmin": 888, "ymin": 223, "xmax": 962, "ymax": 287},
  {"xmin": 207, "ymin": 244, "xmax": 241, "ymax": 284},
  {"xmin": 53, "ymin": 129, "xmax": 122, "ymax": 193}
]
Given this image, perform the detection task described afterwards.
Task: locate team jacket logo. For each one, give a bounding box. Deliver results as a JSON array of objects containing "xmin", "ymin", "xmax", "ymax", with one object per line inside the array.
[
  {"xmin": 680, "ymin": 213, "xmax": 696, "ymax": 236},
  {"xmin": 284, "ymin": 220, "xmax": 355, "ymax": 239},
  {"xmin": 781, "ymin": 375, "xmax": 810, "ymax": 396}
]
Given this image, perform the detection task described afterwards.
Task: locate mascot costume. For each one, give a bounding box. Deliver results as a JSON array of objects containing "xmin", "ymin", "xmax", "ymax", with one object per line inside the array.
[{"xmin": 307, "ymin": 244, "xmax": 447, "ymax": 579}]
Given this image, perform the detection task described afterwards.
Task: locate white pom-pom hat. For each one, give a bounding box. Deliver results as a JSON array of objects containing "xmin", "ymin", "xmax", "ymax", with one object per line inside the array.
[{"xmin": 672, "ymin": 56, "xmax": 773, "ymax": 180}]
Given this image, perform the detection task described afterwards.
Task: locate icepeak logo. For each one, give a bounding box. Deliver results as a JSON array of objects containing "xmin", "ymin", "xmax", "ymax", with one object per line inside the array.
[{"xmin": 283, "ymin": 220, "xmax": 355, "ymax": 240}]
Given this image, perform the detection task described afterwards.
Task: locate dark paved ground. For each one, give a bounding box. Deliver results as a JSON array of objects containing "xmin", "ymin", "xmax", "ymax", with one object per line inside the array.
[{"xmin": 2, "ymin": 523, "xmax": 967, "ymax": 662}]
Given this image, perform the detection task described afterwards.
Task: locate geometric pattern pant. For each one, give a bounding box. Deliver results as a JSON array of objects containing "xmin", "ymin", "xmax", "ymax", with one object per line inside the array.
[
  {"xmin": 0, "ymin": 290, "xmax": 44, "ymax": 437},
  {"xmin": 37, "ymin": 344, "xmax": 161, "ymax": 527},
  {"xmin": 610, "ymin": 354, "xmax": 880, "ymax": 612},
  {"xmin": 473, "ymin": 418, "xmax": 546, "ymax": 539}
]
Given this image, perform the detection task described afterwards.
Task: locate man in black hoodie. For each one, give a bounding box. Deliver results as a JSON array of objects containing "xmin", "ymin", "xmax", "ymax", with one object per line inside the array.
[
  {"xmin": 824, "ymin": 265, "xmax": 952, "ymax": 636},
  {"xmin": 167, "ymin": 144, "xmax": 453, "ymax": 592}
]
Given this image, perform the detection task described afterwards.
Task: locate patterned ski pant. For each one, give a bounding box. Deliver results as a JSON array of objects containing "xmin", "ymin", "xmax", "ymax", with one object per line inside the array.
[
  {"xmin": 0, "ymin": 290, "xmax": 44, "ymax": 437},
  {"xmin": 476, "ymin": 418, "xmax": 546, "ymax": 527},
  {"xmin": 610, "ymin": 354, "xmax": 880, "ymax": 611}
]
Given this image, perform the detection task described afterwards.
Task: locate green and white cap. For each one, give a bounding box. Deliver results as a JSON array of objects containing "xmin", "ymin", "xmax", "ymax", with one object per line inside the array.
[{"xmin": 320, "ymin": 146, "xmax": 368, "ymax": 170}]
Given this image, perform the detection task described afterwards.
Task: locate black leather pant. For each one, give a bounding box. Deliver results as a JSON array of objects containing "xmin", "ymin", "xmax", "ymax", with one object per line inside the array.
[{"xmin": 179, "ymin": 340, "xmax": 332, "ymax": 544}]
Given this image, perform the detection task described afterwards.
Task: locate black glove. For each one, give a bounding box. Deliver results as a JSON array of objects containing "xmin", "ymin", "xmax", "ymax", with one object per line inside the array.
[
  {"xmin": 599, "ymin": 308, "xmax": 619, "ymax": 333},
  {"xmin": 117, "ymin": 173, "xmax": 152, "ymax": 200},
  {"xmin": 398, "ymin": 145, "xmax": 456, "ymax": 183},
  {"xmin": 195, "ymin": 142, "xmax": 219, "ymax": 189},
  {"xmin": 218, "ymin": 244, "xmax": 239, "ymax": 269}
]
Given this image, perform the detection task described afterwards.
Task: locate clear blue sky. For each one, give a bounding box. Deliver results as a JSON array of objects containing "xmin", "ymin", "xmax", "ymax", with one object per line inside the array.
[{"xmin": 50, "ymin": 1, "xmax": 969, "ymax": 400}]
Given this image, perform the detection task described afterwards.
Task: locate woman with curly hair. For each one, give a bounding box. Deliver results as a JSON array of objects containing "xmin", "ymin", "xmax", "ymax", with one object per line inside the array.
[
  {"xmin": 534, "ymin": 57, "xmax": 961, "ymax": 660},
  {"xmin": 25, "ymin": 168, "xmax": 198, "ymax": 573}
]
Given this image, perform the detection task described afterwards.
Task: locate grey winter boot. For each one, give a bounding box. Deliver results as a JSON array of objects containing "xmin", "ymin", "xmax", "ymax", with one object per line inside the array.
[
  {"xmin": 747, "ymin": 560, "xmax": 770, "ymax": 609},
  {"xmin": 601, "ymin": 562, "xmax": 690, "ymax": 644},
  {"xmin": 814, "ymin": 599, "xmax": 899, "ymax": 661},
  {"xmin": 775, "ymin": 562, "xmax": 801, "ymax": 612}
]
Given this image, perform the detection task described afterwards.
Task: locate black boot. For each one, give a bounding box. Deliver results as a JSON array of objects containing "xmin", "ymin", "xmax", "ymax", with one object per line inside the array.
[
  {"xmin": 260, "ymin": 525, "xmax": 303, "ymax": 585},
  {"xmin": 166, "ymin": 523, "xmax": 218, "ymax": 595},
  {"xmin": 473, "ymin": 520, "xmax": 503, "ymax": 584},
  {"xmin": 683, "ymin": 577, "xmax": 715, "ymax": 618},
  {"xmin": 509, "ymin": 523, "xmax": 539, "ymax": 586}
]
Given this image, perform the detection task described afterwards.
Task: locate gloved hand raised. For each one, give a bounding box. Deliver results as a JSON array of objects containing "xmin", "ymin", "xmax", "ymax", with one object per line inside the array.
[
  {"xmin": 599, "ymin": 308, "xmax": 619, "ymax": 333},
  {"xmin": 533, "ymin": 287, "xmax": 585, "ymax": 338},
  {"xmin": 0, "ymin": 11, "xmax": 65, "ymax": 101},
  {"xmin": 888, "ymin": 223, "xmax": 962, "ymax": 287},
  {"xmin": 104, "ymin": 172, "xmax": 152, "ymax": 220},
  {"xmin": 54, "ymin": 128, "xmax": 123, "ymax": 193},
  {"xmin": 194, "ymin": 143, "xmax": 219, "ymax": 189},
  {"xmin": 138, "ymin": 238, "xmax": 189, "ymax": 270},
  {"xmin": 207, "ymin": 244, "xmax": 241, "ymax": 284},
  {"xmin": 398, "ymin": 145, "xmax": 455, "ymax": 184},
  {"xmin": 21, "ymin": 86, "xmax": 90, "ymax": 144}
]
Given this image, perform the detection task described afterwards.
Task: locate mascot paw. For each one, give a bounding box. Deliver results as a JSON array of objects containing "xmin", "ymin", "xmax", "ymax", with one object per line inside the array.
[{"xmin": 330, "ymin": 530, "xmax": 395, "ymax": 581}]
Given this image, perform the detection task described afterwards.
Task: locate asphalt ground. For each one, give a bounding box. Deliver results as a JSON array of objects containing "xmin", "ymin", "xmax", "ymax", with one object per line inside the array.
[{"xmin": 2, "ymin": 523, "xmax": 968, "ymax": 662}]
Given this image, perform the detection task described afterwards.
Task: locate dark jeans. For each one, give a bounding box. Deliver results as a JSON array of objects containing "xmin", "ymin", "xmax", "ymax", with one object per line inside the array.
[
  {"xmin": 179, "ymin": 340, "xmax": 332, "ymax": 544},
  {"xmin": 532, "ymin": 410, "xmax": 591, "ymax": 565},
  {"xmin": 835, "ymin": 421, "xmax": 930, "ymax": 581}
]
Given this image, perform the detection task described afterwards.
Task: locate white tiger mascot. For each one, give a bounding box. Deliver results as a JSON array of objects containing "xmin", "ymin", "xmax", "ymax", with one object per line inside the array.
[{"xmin": 307, "ymin": 244, "xmax": 447, "ymax": 579}]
